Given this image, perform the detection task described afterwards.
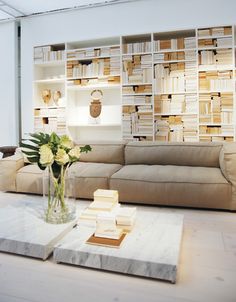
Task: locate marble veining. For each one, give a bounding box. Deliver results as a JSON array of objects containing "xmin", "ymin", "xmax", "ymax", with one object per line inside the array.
[
  {"xmin": 0, "ymin": 193, "xmax": 76, "ymax": 260},
  {"xmin": 54, "ymin": 210, "xmax": 184, "ymax": 283}
]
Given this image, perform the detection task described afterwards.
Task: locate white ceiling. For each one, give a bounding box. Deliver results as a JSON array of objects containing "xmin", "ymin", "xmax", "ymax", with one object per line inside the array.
[{"xmin": 0, "ymin": 0, "xmax": 133, "ymax": 21}]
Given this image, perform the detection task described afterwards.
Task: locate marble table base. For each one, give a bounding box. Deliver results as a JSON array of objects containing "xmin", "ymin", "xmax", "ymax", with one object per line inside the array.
[
  {"xmin": 54, "ymin": 211, "xmax": 184, "ymax": 283},
  {"xmin": 0, "ymin": 195, "xmax": 76, "ymax": 260}
]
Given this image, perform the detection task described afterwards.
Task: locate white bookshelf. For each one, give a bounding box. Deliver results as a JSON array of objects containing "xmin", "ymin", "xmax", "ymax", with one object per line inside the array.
[
  {"xmin": 32, "ymin": 24, "xmax": 236, "ymax": 142},
  {"xmin": 33, "ymin": 43, "xmax": 67, "ymax": 135},
  {"xmin": 65, "ymin": 37, "xmax": 122, "ymax": 141}
]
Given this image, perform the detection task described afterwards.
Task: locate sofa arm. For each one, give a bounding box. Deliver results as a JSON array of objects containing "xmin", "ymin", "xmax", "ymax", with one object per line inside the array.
[
  {"xmin": 0, "ymin": 154, "xmax": 24, "ymax": 192},
  {"xmin": 219, "ymin": 142, "xmax": 236, "ymax": 210}
]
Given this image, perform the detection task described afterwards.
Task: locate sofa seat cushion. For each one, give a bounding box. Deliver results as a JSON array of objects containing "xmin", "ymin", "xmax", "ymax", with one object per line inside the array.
[
  {"xmin": 16, "ymin": 164, "xmax": 43, "ymax": 194},
  {"xmin": 110, "ymin": 165, "xmax": 231, "ymax": 209},
  {"xmin": 71, "ymin": 162, "xmax": 122, "ymax": 199}
]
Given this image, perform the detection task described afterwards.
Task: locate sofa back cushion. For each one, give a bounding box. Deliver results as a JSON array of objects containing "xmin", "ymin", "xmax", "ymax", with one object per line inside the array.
[
  {"xmin": 77, "ymin": 141, "xmax": 125, "ymax": 165},
  {"xmin": 125, "ymin": 142, "xmax": 223, "ymax": 167}
]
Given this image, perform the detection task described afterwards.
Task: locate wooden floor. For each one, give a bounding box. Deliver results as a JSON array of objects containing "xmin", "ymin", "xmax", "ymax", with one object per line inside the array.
[{"xmin": 0, "ymin": 198, "xmax": 236, "ymax": 302}]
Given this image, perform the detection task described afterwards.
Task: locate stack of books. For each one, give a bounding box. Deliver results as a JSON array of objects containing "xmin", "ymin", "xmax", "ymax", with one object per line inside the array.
[
  {"xmin": 79, "ymin": 189, "xmax": 120, "ymax": 221},
  {"xmin": 95, "ymin": 212, "xmax": 123, "ymax": 239},
  {"xmin": 199, "ymin": 49, "xmax": 232, "ymax": 66},
  {"xmin": 123, "ymin": 41, "xmax": 151, "ymax": 54},
  {"xmin": 198, "ymin": 27, "xmax": 232, "ymax": 38},
  {"xmin": 155, "ymin": 118, "xmax": 169, "ymax": 141},
  {"xmin": 123, "ymin": 55, "xmax": 152, "ymax": 84},
  {"xmin": 185, "ymin": 95, "xmax": 197, "ymax": 113},
  {"xmin": 116, "ymin": 207, "xmax": 137, "ymax": 232},
  {"xmin": 122, "ymin": 95, "xmax": 151, "ymax": 105},
  {"xmin": 34, "ymin": 46, "xmax": 65, "ymax": 63},
  {"xmin": 122, "ymin": 85, "xmax": 152, "ymax": 94}
]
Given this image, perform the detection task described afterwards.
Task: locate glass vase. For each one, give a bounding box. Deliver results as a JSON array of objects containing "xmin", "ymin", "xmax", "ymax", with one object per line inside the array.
[{"xmin": 43, "ymin": 167, "xmax": 76, "ymax": 224}]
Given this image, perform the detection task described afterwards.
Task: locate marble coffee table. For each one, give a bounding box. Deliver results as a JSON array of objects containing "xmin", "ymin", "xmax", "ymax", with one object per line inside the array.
[
  {"xmin": 0, "ymin": 192, "xmax": 76, "ymax": 260},
  {"xmin": 54, "ymin": 209, "xmax": 184, "ymax": 283}
]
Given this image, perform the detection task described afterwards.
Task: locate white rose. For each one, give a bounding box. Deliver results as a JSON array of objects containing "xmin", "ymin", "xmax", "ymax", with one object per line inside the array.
[
  {"xmin": 39, "ymin": 145, "xmax": 54, "ymax": 166},
  {"xmin": 55, "ymin": 148, "xmax": 69, "ymax": 165},
  {"xmin": 60, "ymin": 135, "xmax": 74, "ymax": 149},
  {"xmin": 69, "ymin": 146, "xmax": 81, "ymax": 160}
]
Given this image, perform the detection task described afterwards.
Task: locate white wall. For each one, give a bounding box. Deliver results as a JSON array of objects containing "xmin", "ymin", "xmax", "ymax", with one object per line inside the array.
[
  {"xmin": 0, "ymin": 21, "xmax": 18, "ymax": 145},
  {"xmin": 21, "ymin": 0, "xmax": 236, "ymax": 137}
]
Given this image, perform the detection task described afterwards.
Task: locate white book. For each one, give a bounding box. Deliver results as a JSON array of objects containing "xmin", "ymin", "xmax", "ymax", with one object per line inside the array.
[
  {"xmin": 116, "ymin": 207, "xmax": 137, "ymax": 218},
  {"xmin": 89, "ymin": 201, "xmax": 116, "ymax": 211},
  {"xmin": 94, "ymin": 189, "xmax": 118, "ymax": 199},
  {"xmin": 95, "ymin": 228, "xmax": 123, "ymax": 240}
]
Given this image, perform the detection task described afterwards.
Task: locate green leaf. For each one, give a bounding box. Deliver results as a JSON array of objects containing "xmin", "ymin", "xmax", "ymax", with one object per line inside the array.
[
  {"xmin": 30, "ymin": 132, "xmax": 50, "ymax": 145},
  {"xmin": 28, "ymin": 138, "xmax": 41, "ymax": 145},
  {"xmin": 22, "ymin": 151, "xmax": 39, "ymax": 157},
  {"xmin": 80, "ymin": 145, "xmax": 92, "ymax": 153},
  {"xmin": 27, "ymin": 157, "xmax": 39, "ymax": 163},
  {"xmin": 38, "ymin": 163, "xmax": 47, "ymax": 170},
  {"xmin": 50, "ymin": 132, "xmax": 60, "ymax": 145},
  {"xmin": 20, "ymin": 142, "xmax": 39, "ymax": 152}
]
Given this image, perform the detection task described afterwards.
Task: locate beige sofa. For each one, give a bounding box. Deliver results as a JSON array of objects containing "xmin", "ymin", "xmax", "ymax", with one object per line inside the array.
[{"xmin": 0, "ymin": 141, "xmax": 236, "ymax": 211}]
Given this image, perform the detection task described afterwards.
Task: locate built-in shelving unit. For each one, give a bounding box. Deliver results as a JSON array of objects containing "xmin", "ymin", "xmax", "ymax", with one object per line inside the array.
[
  {"xmin": 66, "ymin": 37, "xmax": 122, "ymax": 141},
  {"xmin": 197, "ymin": 25, "xmax": 234, "ymax": 142},
  {"xmin": 32, "ymin": 25, "xmax": 236, "ymax": 142},
  {"xmin": 122, "ymin": 34, "xmax": 153, "ymax": 141},
  {"xmin": 33, "ymin": 44, "xmax": 66, "ymax": 135},
  {"xmin": 153, "ymin": 29, "xmax": 198, "ymax": 142}
]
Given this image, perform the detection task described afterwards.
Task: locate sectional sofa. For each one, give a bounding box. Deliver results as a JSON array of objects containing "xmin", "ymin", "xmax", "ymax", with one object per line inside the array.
[{"xmin": 0, "ymin": 141, "xmax": 236, "ymax": 210}]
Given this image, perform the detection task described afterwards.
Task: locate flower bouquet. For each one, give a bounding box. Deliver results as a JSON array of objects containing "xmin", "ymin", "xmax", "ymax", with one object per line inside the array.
[{"xmin": 21, "ymin": 132, "xmax": 91, "ymax": 223}]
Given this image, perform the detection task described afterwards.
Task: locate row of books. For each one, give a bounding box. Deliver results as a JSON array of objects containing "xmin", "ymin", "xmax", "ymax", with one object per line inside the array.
[
  {"xmin": 123, "ymin": 41, "xmax": 152, "ymax": 54},
  {"xmin": 154, "ymin": 62, "xmax": 197, "ymax": 93},
  {"xmin": 122, "ymin": 84, "xmax": 152, "ymax": 94},
  {"xmin": 67, "ymin": 58, "xmax": 120, "ymax": 78},
  {"xmin": 154, "ymin": 94, "xmax": 197, "ymax": 114},
  {"xmin": 199, "ymin": 112, "xmax": 233, "ymax": 124},
  {"xmin": 154, "ymin": 50, "xmax": 196, "ymax": 62},
  {"xmin": 198, "ymin": 37, "xmax": 232, "ymax": 48},
  {"xmin": 34, "ymin": 116, "xmax": 66, "ymax": 135},
  {"xmin": 122, "ymin": 95, "xmax": 151, "ymax": 105},
  {"xmin": 67, "ymin": 46, "xmax": 120, "ymax": 60},
  {"xmin": 155, "ymin": 115, "xmax": 198, "ymax": 142},
  {"xmin": 199, "ymin": 71, "xmax": 233, "ymax": 91},
  {"xmin": 34, "ymin": 46, "xmax": 65, "ymax": 62},
  {"xmin": 122, "ymin": 106, "xmax": 153, "ymax": 135},
  {"xmin": 154, "ymin": 61, "xmax": 196, "ymax": 77},
  {"xmin": 122, "ymin": 55, "xmax": 152, "ymax": 84},
  {"xmin": 199, "ymin": 92, "xmax": 233, "ymax": 110},
  {"xmin": 198, "ymin": 27, "xmax": 232, "ymax": 37},
  {"xmin": 34, "ymin": 108, "xmax": 66, "ymax": 117},
  {"xmin": 200, "ymin": 136, "xmax": 233, "ymax": 142},
  {"xmin": 153, "ymin": 37, "xmax": 196, "ymax": 51},
  {"xmin": 199, "ymin": 49, "xmax": 232, "ymax": 65},
  {"xmin": 199, "ymin": 125, "xmax": 234, "ymax": 135},
  {"xmin": 67, "ymin": 76, "xmax": 120, "ymax": 87}
]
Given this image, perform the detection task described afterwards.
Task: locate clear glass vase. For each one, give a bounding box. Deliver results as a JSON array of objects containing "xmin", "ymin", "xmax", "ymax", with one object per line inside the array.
[{"xmin": 43, "ymin": 167, "xmax": 76, "ymax": 224}]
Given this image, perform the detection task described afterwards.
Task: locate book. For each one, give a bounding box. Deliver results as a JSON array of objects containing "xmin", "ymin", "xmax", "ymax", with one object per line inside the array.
[
  {"xmin": 86, "ymin": 233, "xmax": 126, "ymax": 248},
  {"xmin": 94, "ymin": 189, "xmax": 119, "ymax": 203},
  {"xmin": 116, "ymin": 207, "xmax": 137, "ymax": 226},
  {"xmin": 89, "ymin": 201, "xmax": 118, "ymax": 211},
  {"xmin": 95, "ymin": 228, "xmax": 123, "ymax": 240}
]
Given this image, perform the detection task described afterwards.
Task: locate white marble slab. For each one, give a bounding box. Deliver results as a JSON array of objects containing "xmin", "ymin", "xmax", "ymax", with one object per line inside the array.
[
  {"xmin": 0, "ymin": 193, "xmax": 76, "ymax": 260},
  {"xmin": 54, "ymin": 210, "xmax": 184, "ymax": 283}
]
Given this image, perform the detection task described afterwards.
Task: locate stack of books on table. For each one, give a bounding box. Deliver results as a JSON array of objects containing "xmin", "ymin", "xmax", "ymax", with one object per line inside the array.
[
  {"xmin": 79, "ymin": 189, "xmax": 120, "ymax": 222},
  {"xmin": 95, "ymin": 212, "xmax": 123, "ymax": 239},
  {"xmin": 116, "ymin": 207, "xmax": 137, "ymax": 232}
]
